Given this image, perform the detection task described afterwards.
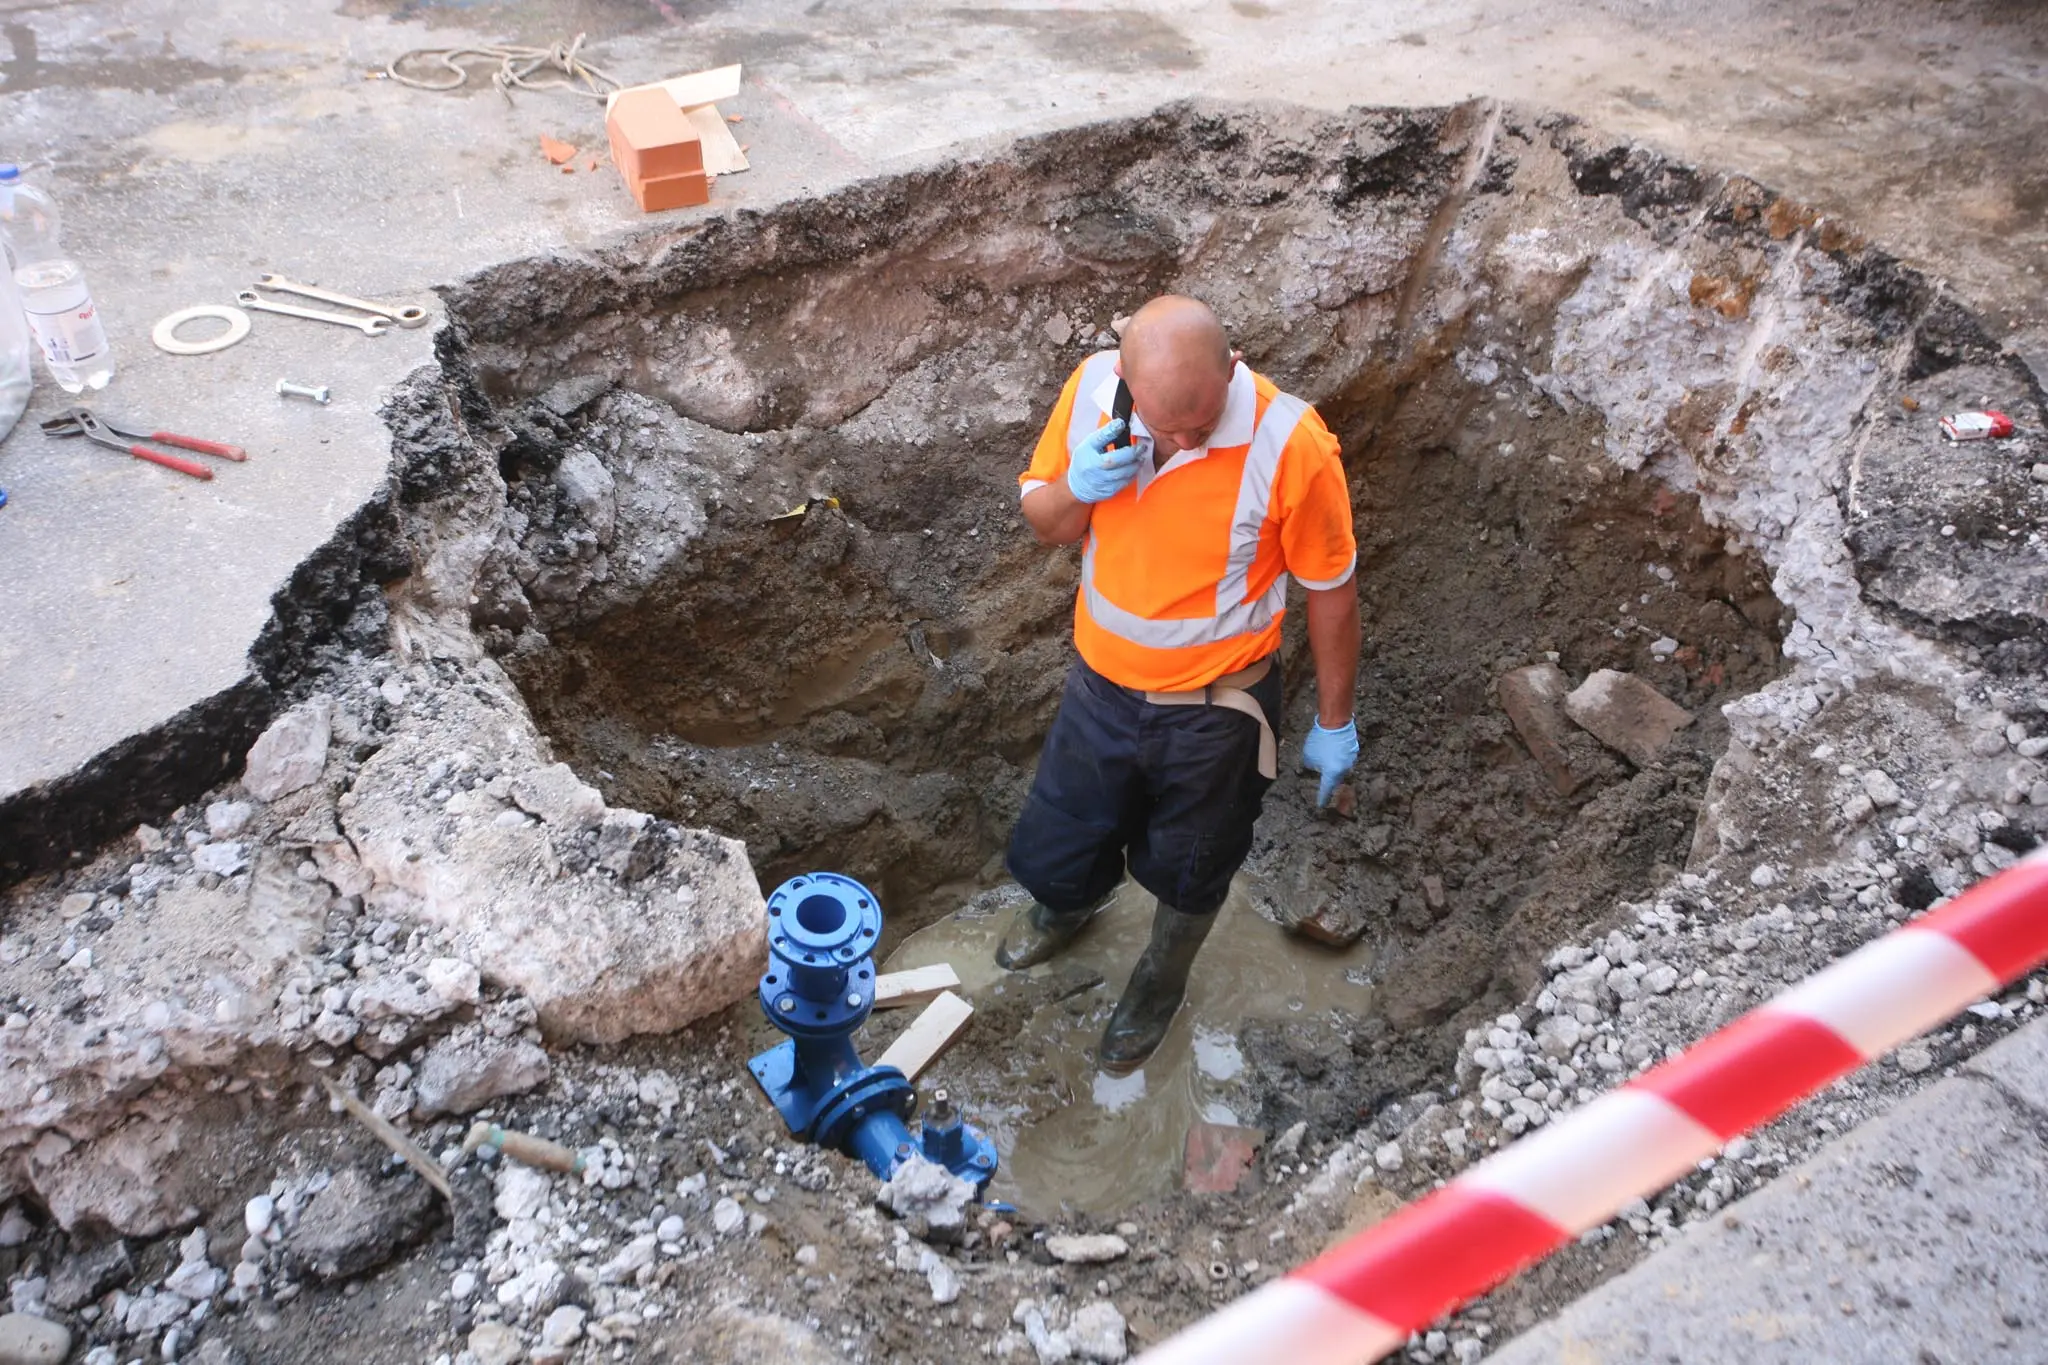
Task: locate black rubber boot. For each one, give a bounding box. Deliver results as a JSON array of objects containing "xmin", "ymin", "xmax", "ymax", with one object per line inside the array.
[
  {"xmin": 995, "ymin": 890, "xmax": 1113, "ymax": 970},
  {"xmin": 1098, "ymin": 900, "xmax": 1218, "ymax": 1074}
]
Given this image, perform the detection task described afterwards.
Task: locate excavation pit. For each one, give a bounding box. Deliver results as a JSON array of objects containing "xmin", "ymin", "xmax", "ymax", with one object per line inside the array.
[
  {"xmin": 4, "ymin": 98, "xmax": 2044, "ymax": 1365},
  {"xmin": 443, "ymin": 103, "xmax": 1810, "ymax": 1213}
]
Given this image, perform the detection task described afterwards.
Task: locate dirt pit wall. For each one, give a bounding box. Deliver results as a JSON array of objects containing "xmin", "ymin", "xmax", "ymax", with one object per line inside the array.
[
  {"xmin": 455, "ymin": 101, "xmax": 1803, "ymax": 1026},
  {"xmin": 1, "ymin": 98, "xmax": 2045, "ymax": 1365}
]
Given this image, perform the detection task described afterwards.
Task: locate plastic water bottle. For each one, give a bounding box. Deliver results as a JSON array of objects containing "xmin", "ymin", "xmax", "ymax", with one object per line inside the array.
[
  {"xmin": 0, "ymin": 251, "xmax": 31, "ymax": 439},
  {"xmin": 0, "ymin": 164, "xmax": 112, "ymax": 392}
]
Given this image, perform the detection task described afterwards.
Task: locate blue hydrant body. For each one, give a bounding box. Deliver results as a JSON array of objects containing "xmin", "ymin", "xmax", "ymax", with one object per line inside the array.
[{"xmin": 746, "ymin": 871, "xmax": 998, "ymax": 1190}]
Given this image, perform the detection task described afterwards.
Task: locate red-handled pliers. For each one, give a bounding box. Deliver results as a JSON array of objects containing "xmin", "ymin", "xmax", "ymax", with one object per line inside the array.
[{"xmin": 41, "ymin": 407, "xmax": 246, "ymax": 481}]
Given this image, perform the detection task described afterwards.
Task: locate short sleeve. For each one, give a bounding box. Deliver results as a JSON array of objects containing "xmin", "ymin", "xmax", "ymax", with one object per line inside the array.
[
  {"xmin": 1020, "ymin": 362, "xmax": 1089, "ymax": 499},
  {"xmin": 1274, "ymin": 409, "xmax": 1356, "ymax": 590}
]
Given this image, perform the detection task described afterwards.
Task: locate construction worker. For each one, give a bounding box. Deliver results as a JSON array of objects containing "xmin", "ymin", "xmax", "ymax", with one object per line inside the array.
[{"xmin": 998, "ymin": 295, "xmax": 1360, "ymax": 1073}]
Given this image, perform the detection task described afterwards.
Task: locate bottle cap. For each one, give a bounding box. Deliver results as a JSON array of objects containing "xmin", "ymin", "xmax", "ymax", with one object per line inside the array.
[{"xmin": 0, "ymin": 166, "xmax": 18, "ymax": 183}]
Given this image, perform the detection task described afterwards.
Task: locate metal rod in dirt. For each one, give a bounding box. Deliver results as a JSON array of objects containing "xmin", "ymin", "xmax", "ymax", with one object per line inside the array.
[{"xmin": 1137, "ymin": 847, "xmax": 2048, "ymax": 1364}]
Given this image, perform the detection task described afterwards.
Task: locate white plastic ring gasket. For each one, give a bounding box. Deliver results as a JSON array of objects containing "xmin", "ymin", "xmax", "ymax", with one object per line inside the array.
[{"xmin": 152, "ymin": 304, "xmax": 252, "ymax": 356}]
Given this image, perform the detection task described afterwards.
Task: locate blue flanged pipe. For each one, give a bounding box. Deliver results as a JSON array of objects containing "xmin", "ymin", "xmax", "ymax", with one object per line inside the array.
[{"xmin": 746, "ymin": 871, "xmax": 999, "ymax": 1190}]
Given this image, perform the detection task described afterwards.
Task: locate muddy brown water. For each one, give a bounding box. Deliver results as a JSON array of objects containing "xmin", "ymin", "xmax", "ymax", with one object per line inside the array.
[{"xmin": 882, "ymin": 879, "xmax": 1369, "ymax": 1216}]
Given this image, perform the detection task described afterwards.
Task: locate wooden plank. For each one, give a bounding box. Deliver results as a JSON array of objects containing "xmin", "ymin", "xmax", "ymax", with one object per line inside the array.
[
  {"xmin": 873, "ymin": 963, "xmax": 962, "ymax": 1011},
  {"xmin": 875, "ymin": 990, "xmax": 974, "ymax": 1082}
]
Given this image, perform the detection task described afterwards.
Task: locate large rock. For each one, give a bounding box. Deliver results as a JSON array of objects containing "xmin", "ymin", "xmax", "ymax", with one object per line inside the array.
[
  {"xmin": 242, "ymin": 698, "xmax": 333, "ymax": 801},
  {"xmin": 340, "ymin": 674, "xmax": 765, "ymax": 1043},
  {"xmin": 413, "ymin": 1034, "xmax": 551, "ymax": 1119},
  {"xmin": 44, "ymin": 1239, "xmax": 134, "ymax": 1310},
  {"xmin": 286, "ymin": 1167, "xmax": 437, "ymax": 1283},
  {"xmin": 29, "ymin": 1118, "xmax": 203, "ymax": 1236},
  {"xmin": 0, "ymin": 1313, "xmax": 70, "ymax": 1365},
  {"xmin": 1498, "ymin": 663, "xmax": 1594, "ymax": 795},
  {"xmin": 4, "ymin": 851, "xmax": 328, "ymax": 1230},
  {"xmin": 1563, "ymin": 670, "xmax": 1694, "ymax": 767}
]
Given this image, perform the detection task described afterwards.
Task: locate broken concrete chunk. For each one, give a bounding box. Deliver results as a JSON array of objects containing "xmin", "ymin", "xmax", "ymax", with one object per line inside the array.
[
  {"xmin": 554, "ymin": 449, "xmax": 617, "ymax": 543},
  {"xmin": 1497, "ymin": 663, "xmax": 1593, "ymax": 795},
  {"xmin": 204, "ymin": 800, "xmax": 254, "ymax": 838},
  {"xmin": 1045, "ymin": 1232, "xmax": 1128, "ymax": 1264},
  {"xmin": 878, "ymin": 1155, "xmax": 973, "ymax": 1233},
  {"xmin": 0, "ymin": 1205, "xmax": 30, "ymax": 1247},
  {"xmin": 1066, "ymin": 1301, "xmax": 1130, "ymax": 1363},
  {"xmin": 287, "ymin": 1167, "xmax": 436, "ymax": 1283},
  {"xmin": 43, "ymin": 1240, "xmax": 133, "ymax": 1310},
  {"xmin": 422, "ymin": 957, "xmax": 481, "ymax": 1008},
  {"xmin": 494, "ymin": 1165, "xmax": 553, "ymax": 1223},
  {"xmin": 510, "ymin": 763, "xmax": 605, "ymax": 830},
  {"xmin": 1862, "ymin": 768, "xmax": 1902, "ymax": 808},
  {"xmin": 467, "ymin": 1322, "xmax": 525, "ymax": 1365},
  {"xmin": 191, "ymin": 841, "xmax": 248, "ymax": 877},
  {"xmin": 30, "ymin": 1117, "xmax": 205, "ymax": 1236},
  {"xmin": 242, "ymin": 698, "xmax": 333, "ymax": 801},
  {"xmin": 1562, "ymin": 669, "xmax": 1693, "ymax": 767},
  {"xmin": 413, "ymin": 1035, "xmax": 551, "ymax": 1119}
]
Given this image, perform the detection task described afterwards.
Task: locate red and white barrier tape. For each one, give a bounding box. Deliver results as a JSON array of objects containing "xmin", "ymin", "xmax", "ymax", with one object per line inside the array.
[{"xmin": 1138, "ymin": 847, "xmax": 2048, "ymax": 1365}]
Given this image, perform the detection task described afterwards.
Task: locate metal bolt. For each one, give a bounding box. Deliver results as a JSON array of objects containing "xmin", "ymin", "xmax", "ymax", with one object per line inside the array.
[
  {"xmin": 777, "ymin": 997, "xmax": 795, "ymax": 1013},
  {"xmin": 846, "ymin": 993, "xmax": 863, "ymax": 1008},
  {"xmin": 276, "ymin": 378, "xmax": 331, "ymax": 404}
]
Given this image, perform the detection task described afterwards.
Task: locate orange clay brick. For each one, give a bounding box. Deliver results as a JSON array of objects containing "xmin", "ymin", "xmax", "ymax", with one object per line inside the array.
[
  {"xmin": 630, "ymin": 168, "xmax": 709, "ymax": 212},
  {"xmin": 605, "ymin": 87, "xmax": 703, "ymax": 182}
]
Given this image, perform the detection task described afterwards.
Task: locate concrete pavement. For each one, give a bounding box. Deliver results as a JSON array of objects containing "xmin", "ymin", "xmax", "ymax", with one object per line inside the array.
[{"xmin": 1492, "ymin": 1018, "xmax": 2048, "ymax": 1363}]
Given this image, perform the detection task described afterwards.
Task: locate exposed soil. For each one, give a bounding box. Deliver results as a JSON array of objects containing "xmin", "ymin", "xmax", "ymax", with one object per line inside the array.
[{"xmin": 3, "ymin": 98, "xmax": 2044, "ymax": 1365}]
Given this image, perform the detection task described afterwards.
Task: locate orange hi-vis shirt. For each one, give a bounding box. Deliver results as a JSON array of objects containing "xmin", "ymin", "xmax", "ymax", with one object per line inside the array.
[{"xmin": 1020, "ymin": 351, "xmax": 1357, "ymax": 693}]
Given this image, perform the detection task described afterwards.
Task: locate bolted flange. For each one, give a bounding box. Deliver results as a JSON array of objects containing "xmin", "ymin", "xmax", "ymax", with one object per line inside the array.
[{"xmin": 748, "ymin": 871, "xmax": 998, "ymax": 1193}]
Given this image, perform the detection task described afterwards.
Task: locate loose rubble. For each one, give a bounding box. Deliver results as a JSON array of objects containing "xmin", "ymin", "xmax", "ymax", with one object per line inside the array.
[{"xmin": 0, "ymin": 101, "xmax": 2043, "ymax": 1365}]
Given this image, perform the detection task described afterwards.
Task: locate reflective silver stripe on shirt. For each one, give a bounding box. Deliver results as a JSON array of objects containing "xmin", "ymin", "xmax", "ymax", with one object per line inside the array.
[
  {"xmin": 1065, "ymin": 351, "xmax": 1122, "ymax": 451},
  {"xmin": 1213, "ymin": 392, "xmax": 1308, "ymax": 613},
  {"xmin": 1077, "ymin": 387, "xmax": 1312, "ymax": 652},
  {"xmin": 1082, "ymin": 536, "xmax": 1291, "ymax": 649}
]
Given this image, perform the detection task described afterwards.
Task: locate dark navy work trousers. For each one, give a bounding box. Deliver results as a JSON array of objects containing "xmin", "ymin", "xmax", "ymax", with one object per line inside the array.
[{"xmin": 1005, "ymin": 658, "xmax": 1281, "ymax": 918}]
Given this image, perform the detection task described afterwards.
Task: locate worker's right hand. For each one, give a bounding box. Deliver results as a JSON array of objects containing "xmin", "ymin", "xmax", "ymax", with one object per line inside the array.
[{"xmin": 1065, "ymin": 419, "xmax": 1140, "ymax": 504}]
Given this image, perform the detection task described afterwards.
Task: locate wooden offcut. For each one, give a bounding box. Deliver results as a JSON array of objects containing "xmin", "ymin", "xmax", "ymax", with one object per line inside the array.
[
  {"xmin": 873, "ymin": 963, "xmax": 962, "ymax": 1011},
  {"xmin": 875, "ymin": 989, "xmax": 974, "ymax": 1082}
]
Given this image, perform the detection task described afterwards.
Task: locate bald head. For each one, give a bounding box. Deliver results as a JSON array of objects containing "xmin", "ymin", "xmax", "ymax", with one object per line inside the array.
[{"xmin": 1118, "ymin": 296, "xmax": 1235, "ymax": 456}]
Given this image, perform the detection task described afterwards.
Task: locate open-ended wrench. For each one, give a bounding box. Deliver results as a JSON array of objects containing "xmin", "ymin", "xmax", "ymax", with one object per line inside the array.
[
  {"xmin": 255, "ymin": 274, "xmax": 429, "ymax": 328},
  {"xmin": 235, "ymin": 291, "xmax": 391, "ymax": 336}
]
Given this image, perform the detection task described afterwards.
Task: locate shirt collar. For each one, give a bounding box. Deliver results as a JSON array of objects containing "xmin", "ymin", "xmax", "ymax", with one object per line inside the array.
[{"xmin": 1089, "ymin": 359, "xmax": 1256, "ymax": 459}]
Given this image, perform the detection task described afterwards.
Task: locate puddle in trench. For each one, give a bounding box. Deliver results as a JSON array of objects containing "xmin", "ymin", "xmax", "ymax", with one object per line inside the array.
[{"xmin": 882, "ymin": 880, "xmax": 1372, "ymax": 1217}]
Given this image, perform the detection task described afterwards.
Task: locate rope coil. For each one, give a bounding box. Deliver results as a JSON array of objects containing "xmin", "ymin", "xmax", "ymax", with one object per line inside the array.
[{"xmin": 385, "ymin": 33, "xmax": 621, "ymax": 102}]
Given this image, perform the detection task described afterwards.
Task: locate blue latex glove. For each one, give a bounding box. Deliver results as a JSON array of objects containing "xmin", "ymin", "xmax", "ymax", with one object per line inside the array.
[
  {"xmin": 1303, "ymin": 718, "xmax": 1360, "ymax": 809},
  {"xmin": 1065, "ymin": 418, "xmax": 1140, "ymax": 504}
]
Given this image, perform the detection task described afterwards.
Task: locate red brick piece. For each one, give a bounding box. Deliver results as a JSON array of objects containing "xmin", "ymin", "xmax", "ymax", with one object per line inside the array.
[
  {"xmin": 630, "ymin": 169, "xmax": 709, "ymax": 213},
  {"xmin": 1498, "ymin": 663, "xmax": 1591, "ymax": 796},
  {"xmin": 1184, "ymin": 1121, "xmax": 1262, "ymax": 1194},
  {"xmin": 1564, "ymin": 668, "xmax": 1694, "ymax": 768},
  {"xmin": 606, "ymin": 87, "xmax": 704, "ymax": 182}
]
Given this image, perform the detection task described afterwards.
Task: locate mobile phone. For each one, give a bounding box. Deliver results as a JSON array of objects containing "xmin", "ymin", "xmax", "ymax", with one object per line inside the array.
[{"xmin": 1110, "ymin": 380, "xmax": 1134, "ymax": 450}]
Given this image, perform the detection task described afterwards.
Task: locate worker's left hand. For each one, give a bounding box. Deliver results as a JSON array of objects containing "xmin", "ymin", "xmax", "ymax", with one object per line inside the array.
[{"xmin": 1302, "ymin": 718, "xmax": 1359, "ymax": 808}]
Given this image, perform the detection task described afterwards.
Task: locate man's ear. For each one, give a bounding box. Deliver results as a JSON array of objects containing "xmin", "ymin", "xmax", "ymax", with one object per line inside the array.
[{"xmin": 1229, "ymin": 350, "xmax": 1244, "ymax": 367}]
